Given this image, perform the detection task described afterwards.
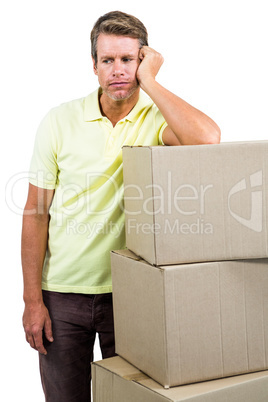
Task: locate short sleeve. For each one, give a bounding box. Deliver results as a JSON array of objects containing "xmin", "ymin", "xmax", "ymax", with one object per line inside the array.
[
  {"xmin": 152, "ymin": 104, "xmax": 167, "ymax": 145},
  {"xmin": 158, "ymin": 121, "xmax": 168, "ymax": 145},
  {"xmin": 29, "ymin": 110, "xmax": 58, "ymax": 189}
]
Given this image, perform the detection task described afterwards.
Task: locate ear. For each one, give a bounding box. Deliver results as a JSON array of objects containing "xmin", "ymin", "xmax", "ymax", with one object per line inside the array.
[{"xmin": 92, "ymin": 56, "xmax": 98, "ymax": 75}]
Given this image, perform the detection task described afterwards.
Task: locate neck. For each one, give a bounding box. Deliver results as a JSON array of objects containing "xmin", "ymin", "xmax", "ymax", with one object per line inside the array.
[{"xmin": 99, "ymin": 89, "xmax": 140, "ymax": 127}]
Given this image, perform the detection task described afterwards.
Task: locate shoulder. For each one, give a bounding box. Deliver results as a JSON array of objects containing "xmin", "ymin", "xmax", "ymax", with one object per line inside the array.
[
  {"xmin": 48, "ymin": 95, "xmax": 87, "ymax": 122},
  {"xmin": 35, "ymin": 95, "xmax": 89, "ymax": 147}
]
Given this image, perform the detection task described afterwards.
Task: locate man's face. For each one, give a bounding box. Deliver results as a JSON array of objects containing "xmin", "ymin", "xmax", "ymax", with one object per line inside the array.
[{"xmin": 93, "ymin": 34, "xmax": 140, "ymax": 101}]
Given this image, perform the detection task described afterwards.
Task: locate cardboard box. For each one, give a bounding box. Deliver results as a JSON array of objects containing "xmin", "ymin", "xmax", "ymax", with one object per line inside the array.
[
  {"xmin": 122, "ymin": 143, "xmax": 268, "ymax": 265},
  {"xmin": 92, "ymin": 356, "xmax": 268, "ymax": 402},
  {"xmin": 111, "ymin": 249, "xmax": 268, "ymax": 388}
]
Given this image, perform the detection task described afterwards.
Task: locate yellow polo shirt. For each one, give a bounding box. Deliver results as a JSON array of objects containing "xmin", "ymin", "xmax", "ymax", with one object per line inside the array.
[{"xmin": 29, "ymin": 88, "xmax": 167, "ymax": 294}]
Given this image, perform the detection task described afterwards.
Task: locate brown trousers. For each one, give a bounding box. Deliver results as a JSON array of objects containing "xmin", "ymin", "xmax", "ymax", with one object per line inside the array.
[{"xmin": 39, "ymin": 290, "xmax": 116, "ymax": 401}]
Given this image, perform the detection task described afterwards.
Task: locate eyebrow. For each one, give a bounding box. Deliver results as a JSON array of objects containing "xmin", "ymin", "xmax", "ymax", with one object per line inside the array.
[{"xmin": 100, "ymin": 53, "xmax": 137, "ymax": 60}]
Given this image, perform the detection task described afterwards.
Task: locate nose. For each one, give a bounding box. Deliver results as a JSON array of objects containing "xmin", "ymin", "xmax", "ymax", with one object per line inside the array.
[{"xmin": 112, "ymin": 60, "xmax": 124, "ymax": 77}]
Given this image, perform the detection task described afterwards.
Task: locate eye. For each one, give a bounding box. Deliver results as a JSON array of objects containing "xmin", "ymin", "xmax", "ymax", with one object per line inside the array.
[
  {"xmin": 122, "ymin": 58, "xmax": 132, "ymax": 63},
  {"xmin": 102, "ymin": 59, "xmax": 113, "ymax": 64}
]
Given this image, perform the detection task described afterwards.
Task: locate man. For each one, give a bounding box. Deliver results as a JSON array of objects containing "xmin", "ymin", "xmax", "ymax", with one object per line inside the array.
[{"xmin": 22, "ymin": 10, "xmax": 220, "ymax": 402}]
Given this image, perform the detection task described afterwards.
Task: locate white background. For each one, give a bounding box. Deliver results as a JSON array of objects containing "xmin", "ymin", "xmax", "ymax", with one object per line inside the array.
[{"xmin": 1, "ymin": 0, "xmax": 268, "ymax": 400}]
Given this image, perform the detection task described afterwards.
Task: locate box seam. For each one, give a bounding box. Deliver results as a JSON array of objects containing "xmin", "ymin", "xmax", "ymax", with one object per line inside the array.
[
  {"xmin": 243, "ymin": 263, "xmax": 250, "ymax": 371},
  {"xmin": 162, "ymin": 268, "xmax": 171, "ymax": 388},
  {"xmin": 262, "ymin": 156, "xmax": 268, "ymax": 255},
  {"xmin": 218, "ymin": 263, "xmax": 225, "ymax": 378},
  {"xmin": 150, "ymin": 148, "xmax": 158, "ymax": 265},
  {"xmin": 262, "ymin": 270, "xmax": 267, "ymax": 367}
]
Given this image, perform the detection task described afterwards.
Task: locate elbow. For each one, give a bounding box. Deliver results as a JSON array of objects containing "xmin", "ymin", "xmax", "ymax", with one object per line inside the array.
[
  {"xmin": 206, "ymin": 131, "xmax": 221, "ymax": 145},
  {"xmin": 201, "ymin": 124, "xmax": 221, "ymax": 145}
]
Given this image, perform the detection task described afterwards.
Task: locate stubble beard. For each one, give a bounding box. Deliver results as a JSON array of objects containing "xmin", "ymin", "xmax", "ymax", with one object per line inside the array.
[{"xmin": 103, "ymin": 81, "xmax": 140, "ymax": 102}]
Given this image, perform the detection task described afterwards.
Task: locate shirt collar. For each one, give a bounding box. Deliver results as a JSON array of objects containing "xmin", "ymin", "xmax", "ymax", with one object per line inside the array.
[
  {"xmin": 83, "ymin": 88, "xmax": 153, "ymax": 123},
  {"xmin": 125, "ymin": 91, "xmax": 153, "ymax": 123},
  {"xmin": 83, "ymin": 88, "xmax": 103, "ymax": 122}
]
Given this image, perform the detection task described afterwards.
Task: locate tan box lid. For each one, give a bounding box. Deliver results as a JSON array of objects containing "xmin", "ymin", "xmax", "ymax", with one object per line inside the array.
[{"xmin": 92, "ymin": 356, "xmax": 268, "ymax": 401}]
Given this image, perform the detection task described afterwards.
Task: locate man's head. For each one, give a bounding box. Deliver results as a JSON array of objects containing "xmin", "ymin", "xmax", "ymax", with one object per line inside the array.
[{"xmin": 91, "ymin": 11, "xmax": 148, "ymax": 66}]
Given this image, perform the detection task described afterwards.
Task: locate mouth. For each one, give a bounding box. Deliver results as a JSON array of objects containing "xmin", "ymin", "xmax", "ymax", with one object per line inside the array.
[{"xmin": 109, "ymin": 82, "xmax": 129, "ymax": 88}]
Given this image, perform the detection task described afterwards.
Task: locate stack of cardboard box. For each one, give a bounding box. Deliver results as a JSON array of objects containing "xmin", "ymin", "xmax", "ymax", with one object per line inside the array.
[{"xmin": 92, "ymin": 142, "xmax": 268, "ymax": 401}]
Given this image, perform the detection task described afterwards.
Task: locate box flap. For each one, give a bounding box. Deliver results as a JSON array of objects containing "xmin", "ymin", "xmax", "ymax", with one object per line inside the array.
[{"xmin": 111, "ymin": 248, "xmax": 141, "ymax": 261}]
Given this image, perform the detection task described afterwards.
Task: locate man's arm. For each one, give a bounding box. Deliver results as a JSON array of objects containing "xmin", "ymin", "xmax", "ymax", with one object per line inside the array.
[
  {"xmin": 21, "ymin": 183, "xmax": 55, "ymax": 355},
  {"xmin": 137, "ymin": 46, "xmax": 221, "ymax": 146}
]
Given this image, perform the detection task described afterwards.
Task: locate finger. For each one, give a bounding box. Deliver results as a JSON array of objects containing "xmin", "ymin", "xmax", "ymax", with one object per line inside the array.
[
  {"xmin": 25, "ymin": 326, "xmax": 37, "ymax": 350},
  {"xmin": 44, "ymin": 317, "xmax": 54, "ymax": 343},
  {"xmin": 26, "ymin": 333, "xmax": 37, "ymax": 351},
  {"xmin": 33, "ymin": 332, "xmax": 47, "ymax": 355},
  {"xmin": 139, "ymin": 46, "xmax": 147, "ymax": 58},
  {"xmin": 26, "ymin": 329, "xmax": 47, "ymax": 354},
  {"xmin": 30, "ymin": 326, "xmax": 47, "ymax": 355}
]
